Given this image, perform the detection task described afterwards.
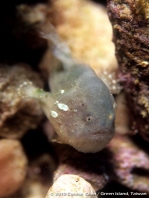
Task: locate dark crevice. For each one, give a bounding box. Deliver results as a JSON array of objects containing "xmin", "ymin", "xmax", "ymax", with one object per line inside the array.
[
  {"xmin": 21, "ymin": 124, "xmax": 57, "ymax": 162},
  {"xmin": 91, "ymin": 0, "xmax": 107, "ymax": 6},
  {"xmin": 130, "ymin": 133, "xmax": 149, "ymax": 154},
  {"xmin": 131, "ymin": 167, "xmax": 149, "ymax": 177}
]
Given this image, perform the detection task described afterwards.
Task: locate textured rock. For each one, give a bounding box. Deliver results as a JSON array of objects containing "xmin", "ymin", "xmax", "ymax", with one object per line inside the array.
[
  {"xmin": 15, "ymin": 154, "xmax": 56, "ymax": 198},
  {"xmin": 108, "ymin": 135, "xmax": 149, "ymax": 192},
  {"xmin": 45, "ymin": 174, "xmax": 97, "ymax": 198},
  {"xmin": 115, "ymin": 92, "xmax": 132, "ymax": 135},
  {"xmin": 107, "ymin": 0, "xmax": 149, "ymax": 140},
  {"xmin": 0, "ymin": 64, "xmax": 43, "ymax": 138},
  {"xmin": 0, "ymin": 139, "xmax": 27, "ymax": 197},
  {"xmin": 52, "ymin": 144, "xmax": 111, "ymax": 191}
]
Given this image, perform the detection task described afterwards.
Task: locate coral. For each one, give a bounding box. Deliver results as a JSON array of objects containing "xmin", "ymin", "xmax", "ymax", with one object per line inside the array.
[
  {"xmin": 39, "ymin": 0, "xmax": 121, "ymax": 94},
  {"xmin": 0, "ymin": 139, "xmax": 27, "ymax": 197},
  {"xmin": 108, "ymin": 135, "xmax": 149, "ymax": 193},
  {"xmin": 107, "ymin": 0, "xmax": 149, "ymax": 140},
  {"xmin": 45, "ymin": 174, "xmax": 97, "ymax": 198},
  {"xmin": 0, "ymin": 64, "xmax": 43, "ymax": 138},
  {"xmin": 50, "ymin": 0, "xmax": 117, "ymax": 76}
]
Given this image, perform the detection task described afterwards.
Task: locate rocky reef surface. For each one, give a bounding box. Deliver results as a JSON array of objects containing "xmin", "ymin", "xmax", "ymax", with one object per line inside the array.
[
  {"xmin": 0, "ymin": 0, "xmax": 149, "ymax": 197},
  {"xmin": 107, "ymin": 0, "xmax": 149, "ymax": 140}
]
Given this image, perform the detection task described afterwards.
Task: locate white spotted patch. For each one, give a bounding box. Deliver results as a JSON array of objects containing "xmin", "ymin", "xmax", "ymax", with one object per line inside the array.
[
  {"xmin": 54, "ymin": 101, "xmax": 59, "ymax": 105},
  {"xmin": 60, "ymin": 90, "xmax": 65, "ymax": 94},
  {"xmin": 113, "ymin": 103, "xmax": 117, "ymax": 109},
  {"xmin": 51, "ymin": 111, "xmax": 58, "ymax": 118},
  {"xmin": 58, "ymin": 103, "xmax": 69, "ymax": 111}
]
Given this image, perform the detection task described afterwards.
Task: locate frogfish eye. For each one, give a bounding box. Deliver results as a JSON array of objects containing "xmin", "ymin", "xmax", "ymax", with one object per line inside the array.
[{"xmin": 86, "ymin": 116, "xmax": 92, "ymax": 122}]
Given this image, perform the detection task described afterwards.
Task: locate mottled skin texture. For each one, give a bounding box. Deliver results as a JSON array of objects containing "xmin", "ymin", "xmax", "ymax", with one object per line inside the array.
[
  {"xmin": 45, "ymin": 63, "xmax": 115, "ymax": 153},
  {"xmin": 40, "ymin": 24, "xmax": 115, "ymax": 152},
  {"xmin": 20, "ymin": 24, "xmax": 115, "ymax": 153}
]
